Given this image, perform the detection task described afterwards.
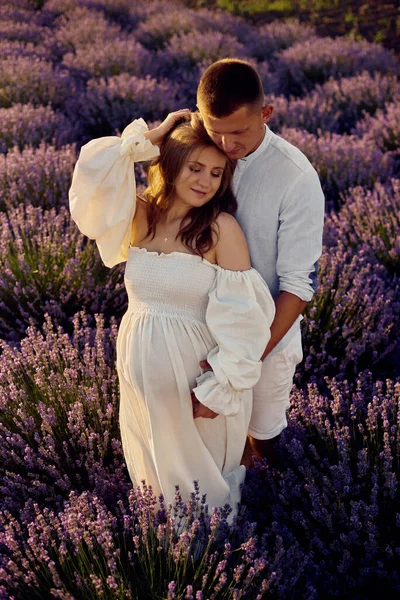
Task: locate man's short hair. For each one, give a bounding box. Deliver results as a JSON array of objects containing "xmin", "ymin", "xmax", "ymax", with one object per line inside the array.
[{"xmin": 197, "ymin": 58, "xmax": 265, "ymax": 118}]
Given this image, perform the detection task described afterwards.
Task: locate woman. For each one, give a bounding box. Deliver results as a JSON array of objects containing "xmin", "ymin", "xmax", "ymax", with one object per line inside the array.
[{"xmin": 69, "ymin": 111, "xmax": 275, "ymax": 516}]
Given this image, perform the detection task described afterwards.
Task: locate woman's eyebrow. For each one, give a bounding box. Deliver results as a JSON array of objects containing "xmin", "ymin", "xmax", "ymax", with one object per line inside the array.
[{"xmin": 188, "ymin": 161, "xmax": 224, "ymax": 170}]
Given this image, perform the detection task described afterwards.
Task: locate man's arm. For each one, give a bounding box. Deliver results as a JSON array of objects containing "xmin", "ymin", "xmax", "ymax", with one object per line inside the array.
[
  {"xmin": 265, "ymin": 167, "xmax": 324, "ymax": 359},
  {"xmin": 261, "ymin": 291, "xmax": 307, "ymax": 360}
]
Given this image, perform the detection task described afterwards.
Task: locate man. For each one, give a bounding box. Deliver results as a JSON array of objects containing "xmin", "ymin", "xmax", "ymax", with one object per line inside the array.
[{"xmin": 196, "ymin": 58, "xmax": 325, "ymax": 465}]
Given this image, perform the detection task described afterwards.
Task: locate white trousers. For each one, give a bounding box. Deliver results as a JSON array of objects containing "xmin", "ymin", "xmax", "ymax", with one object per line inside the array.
[{"xmin": 248, "ymin": 331, "xmax": 303, "ymax": 440}]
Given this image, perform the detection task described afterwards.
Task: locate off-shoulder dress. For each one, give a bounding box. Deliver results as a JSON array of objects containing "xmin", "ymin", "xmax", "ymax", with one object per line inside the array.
[{"xmin": 69, "ymin": 119, "xmax": 275, "ymax": 515}]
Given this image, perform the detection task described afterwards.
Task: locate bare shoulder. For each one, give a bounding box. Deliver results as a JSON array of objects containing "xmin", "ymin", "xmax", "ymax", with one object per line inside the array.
[
  {"xmin": 215, "ymin": 211, "xmax": 240, "ymax": 232},
  {"xmin": 136, "ymin": 194, "xmax": 147, "ymax": 210},
  {"xmin": 215, "ymin": 212, "xmax": 251, "ymax": 271},
  {"xmin": 135, "ymin": 195, "xmax": 147, "ymax": 219}
]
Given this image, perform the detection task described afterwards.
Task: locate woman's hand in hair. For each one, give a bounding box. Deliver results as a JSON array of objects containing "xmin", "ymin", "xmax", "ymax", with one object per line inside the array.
[{"xmin": 144, "ymin": 109, "xmax": 191, "ymax": 146}]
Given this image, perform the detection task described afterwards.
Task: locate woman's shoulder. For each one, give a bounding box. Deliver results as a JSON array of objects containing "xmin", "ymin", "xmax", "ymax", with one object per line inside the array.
[
  {"xmin": 215, "ymin": 212, "xmax": 245, "ymax": 240},
  {"xmin": 215, "ymin": 212, "xmax": 251, "ymax": 271},
  {"xmin": 135, "ymin": 195, "xmax": 148, "ymax": 216},
  {"xmin": 136, "ymin": 194, "xmax": 147, "ymax": 206}
]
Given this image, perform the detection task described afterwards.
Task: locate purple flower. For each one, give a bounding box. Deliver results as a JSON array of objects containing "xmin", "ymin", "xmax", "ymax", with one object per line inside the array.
[
  {"xmin": 135, "ymin": 5, "xmax": 254, "ymax": 51},
  {"xmin": 0, "ymin": 104, "xmax": 70, "ymax": 153},
  {"xmin": 274, "ymin": 36, "xmax": 399, "ymax": 96},
  {"xmin": 324, "ymin": 179, "xmax": 400, "ymax": 276},
  {"xmin": 0, "ymin": 18, "xmax": 45, "ymax": 45},
  {"xmin": 0, "ymin": 312, "xmax": 130, "ymax": 514},
  {"xmin": 67, "ymin": 74, "xmax": 178, "ymax": 141},
  {"xmin": 0, "ymin": 143, "xmax": 76, "ymax": 210},
  {"xmin": 301, "ymin": 243, "xmax": 398, "ymax": 382},
  {"xmin": 62, "ymin": 37, "xmax": 152, "ymax": 79},
  {"xmin": 249, "ymin": 19, "xmax": 316, "ymax": 60},
  {"xmin": 271, "ymin": 72, "xmax": 399, "ymax": 134},
  {"xmin": 0, "ymin": 204, "xmax": 126, "ymax": 341},
  {"xmin": 279, "ymin": 126, "xmax": 394, "ymax": 208},
  {"xmin": 353, "ymin": 99, "xmax": 400, "ymax": 154},
  {"xmin": 0, "ymin": 55, "xmax": 73, "ymax": 108}
]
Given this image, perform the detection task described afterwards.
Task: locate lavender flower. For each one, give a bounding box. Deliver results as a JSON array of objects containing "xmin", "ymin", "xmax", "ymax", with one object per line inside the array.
[
  {"xmin": 0, "ymin": 5, "xmax": 34, "ymax": 24},
  {"xmin": 279, "ymin": 126, "xmax": 394, "ymax": 208},
  {"xmin": 0, "ymin": 483, "xmax": 281, "ymax": 598},
  {"xmin": 62, "ymin": 37, "xmax": 152, "ymax": 79},
  {"xmin": 248, "ymin": 19, "xmax": 316, "ymax": 60},
  {"xmin": 195, "ymin": 8, "xmax": 255, "ymax": 46},
  {"xmin": 68, "ymin": 74, "xmax": 178, "ymax": 140},
  {"xmin": 135, "ymin": 4, "xmax": 253, "ymax": 51},
  {"xmin": 244, "ymin": 375, "xmax": 400, "ymax": 597},
  {"xmin": 274, "ymin": 36, "xmax": 399, "ymax": 96},
  {"xmin": 0, "ymin": 55, "xmax": 73, "ymax": 108},
  {"xmin": 0, "ymin": 39, "xmax": 54, "ymax": 61},
  {"xmin": 271, "ymin": 72, "xmax": 400, "ymax": 134},
  {"xmin": 300, "ymin": 244, "xmax": 398, "ymax": 382},
  {"xmin": 324, "ymin": 179, "xmax": 400, "ymax": 277},
  {"xmin": 0, "ymin": 312, "xmax": 130, "ymax": 514},
  {"xmin": 0, "ymin": 204, "xmax": 126, "ymax": 341},
  {"xmin": 0, "ymin": 143, "xmax": 76, "ymax": 210},
  {"xmin": 0, "ymin": 104, "xmax": 70, "ymax": 153},
  {"xmin": 134, "ymin": 6, "xmax": 202, "ymax": 50},
  {"xmin": 353, "ymin": 99, "xmax": 400, "ymax": 154},
  {"xmin": 161, "ymin": 29, "xmax": 247, "ymax": 69},
  {"xmin": 52, "ymin": 5, "xmax": 123, "ymax": 55},
  {"xmin": 0, "ymin": 19, "xmax": 45, "ymax": 45}
]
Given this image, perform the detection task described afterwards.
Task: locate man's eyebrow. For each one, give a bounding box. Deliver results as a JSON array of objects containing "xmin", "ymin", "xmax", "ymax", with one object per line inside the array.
[
  {"xmin": 209, "ymin": 127, "xmax": 247, "ymax": 134},
  {"xmin": 188, "ymin": 161, "xmax": 224, "ymax": 170}
]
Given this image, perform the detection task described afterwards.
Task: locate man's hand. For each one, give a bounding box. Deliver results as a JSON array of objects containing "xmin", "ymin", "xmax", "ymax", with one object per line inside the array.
[
  {"xmin": 191, "ymin": 392, "xmax": 218, "ymax": 419},
  {"xmin": 261, "ymin": 292, "xmax": 307, "ymax": 360}
]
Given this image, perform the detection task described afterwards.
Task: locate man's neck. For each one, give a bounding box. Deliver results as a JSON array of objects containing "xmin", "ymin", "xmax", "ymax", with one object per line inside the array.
[{"xmin": 244, "ymin": 125, "xmax": 267, "ymax": 158}]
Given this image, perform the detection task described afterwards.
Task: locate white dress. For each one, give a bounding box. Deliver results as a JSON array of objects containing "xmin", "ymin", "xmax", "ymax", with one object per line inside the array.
[{"xmin": 69, "ymin": 119, "xmax": 275, "ymax": 514}]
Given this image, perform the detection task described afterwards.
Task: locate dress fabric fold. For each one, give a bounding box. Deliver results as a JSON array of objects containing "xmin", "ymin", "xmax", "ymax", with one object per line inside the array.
[{"xmin": 69, "ymin": 120, "xmax": 275, "ymax": 516}]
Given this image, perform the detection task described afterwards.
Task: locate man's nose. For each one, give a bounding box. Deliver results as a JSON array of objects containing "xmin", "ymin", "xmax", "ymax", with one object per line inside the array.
[{"xmin": 220, "ymin": 135, "xmax": 235, "ymax": 152}]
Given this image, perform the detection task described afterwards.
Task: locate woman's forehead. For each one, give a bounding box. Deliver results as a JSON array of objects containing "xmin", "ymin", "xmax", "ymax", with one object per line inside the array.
[{"xmin": 187, "ymin": 145, "xmax": 226, "ymax": 167}]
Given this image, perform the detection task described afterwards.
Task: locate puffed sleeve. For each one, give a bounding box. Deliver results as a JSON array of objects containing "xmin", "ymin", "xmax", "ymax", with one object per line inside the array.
[
  {"xmin": 192, "ymin": 267, "xmax": 275, "ymax": 416},
  {"xmin": 69, "ymin": 118, "xmax": 160, "ymax": 268}
]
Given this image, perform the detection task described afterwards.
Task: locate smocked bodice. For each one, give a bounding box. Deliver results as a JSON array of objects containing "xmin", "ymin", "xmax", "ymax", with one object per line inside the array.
[{"xmin": 125, "ymin": 247, "xmax": 217, "ymax": 322}]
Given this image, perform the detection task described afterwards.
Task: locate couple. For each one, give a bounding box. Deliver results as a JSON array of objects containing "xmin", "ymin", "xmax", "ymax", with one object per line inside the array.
[{"xmin": 70, "ymin": 59, "xmax": 324, "ymax": 516}]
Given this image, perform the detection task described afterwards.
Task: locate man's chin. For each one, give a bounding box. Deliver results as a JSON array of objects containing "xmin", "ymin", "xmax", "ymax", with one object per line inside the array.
[{"xmin": 226, "ymin": 150, "xmax": 245, "ymax": 159}]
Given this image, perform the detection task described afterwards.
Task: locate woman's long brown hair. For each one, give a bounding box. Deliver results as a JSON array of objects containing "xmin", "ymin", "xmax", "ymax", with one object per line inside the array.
[{"xmin": 144, "ymin": 113, "xmax": 237, "ymax": 257}]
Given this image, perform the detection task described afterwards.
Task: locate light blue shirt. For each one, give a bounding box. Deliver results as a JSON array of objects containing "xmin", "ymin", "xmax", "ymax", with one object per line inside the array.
[{"xmin": 234, "ymin": 125, "xmax": 325, "ymax": 355}]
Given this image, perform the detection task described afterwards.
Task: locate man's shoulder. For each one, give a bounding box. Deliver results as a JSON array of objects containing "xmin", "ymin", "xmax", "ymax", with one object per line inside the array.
[{"xmin": 264, "ymin": 128, "xmax": 315, "ymax": 177}]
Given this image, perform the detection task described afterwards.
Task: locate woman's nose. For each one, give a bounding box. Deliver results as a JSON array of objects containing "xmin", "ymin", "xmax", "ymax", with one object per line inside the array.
[{"xmin": 196, "ymin": 170, "xmax": 211, "ymax": 188}]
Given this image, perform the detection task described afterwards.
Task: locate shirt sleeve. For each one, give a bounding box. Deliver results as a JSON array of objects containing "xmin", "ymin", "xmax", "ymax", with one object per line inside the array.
[
  {"xmin": 192, "ymin": 268, "xmax": 275, "ymax": 417},
  {"xmin": 69, "ymin": 118, "xmax": 160, "ymax": 268},
  {"xmin": 277, "ymin": 167, "xmax": 325, "ymax": 301}
]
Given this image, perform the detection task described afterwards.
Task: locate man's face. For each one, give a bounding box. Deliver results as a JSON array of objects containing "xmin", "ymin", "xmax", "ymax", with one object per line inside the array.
[{"xmin": 199, "ymin": 105, "xmax": 273, "ymax": 160}]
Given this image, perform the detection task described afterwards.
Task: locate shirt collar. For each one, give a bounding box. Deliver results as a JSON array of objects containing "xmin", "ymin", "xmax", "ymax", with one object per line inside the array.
[{"xmin": 237, "ymin": 125, "xmax": 272, "ymax": 167}]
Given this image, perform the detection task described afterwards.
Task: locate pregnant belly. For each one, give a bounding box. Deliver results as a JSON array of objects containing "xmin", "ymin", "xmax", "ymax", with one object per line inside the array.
[{"xmin": 116, "ymin": 311, "xmax": 215, "ymax": 398}]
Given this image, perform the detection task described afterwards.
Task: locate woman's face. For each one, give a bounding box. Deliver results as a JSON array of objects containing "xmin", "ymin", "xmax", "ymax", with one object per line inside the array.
[{"xmin": 173, "ymin": 145, "xmax": 227, "ymax": 210}]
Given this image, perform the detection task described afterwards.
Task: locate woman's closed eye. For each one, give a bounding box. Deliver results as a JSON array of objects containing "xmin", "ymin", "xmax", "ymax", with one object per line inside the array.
[{"xmin": 189, "ymin": 166, "xmax": 222, "ymax": 178}]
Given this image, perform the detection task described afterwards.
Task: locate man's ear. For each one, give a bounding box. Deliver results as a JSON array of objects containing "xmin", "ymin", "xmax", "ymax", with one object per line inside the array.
[{"xmin": 261, "ymin": 105, "xmax": 274, "ymax": 123}]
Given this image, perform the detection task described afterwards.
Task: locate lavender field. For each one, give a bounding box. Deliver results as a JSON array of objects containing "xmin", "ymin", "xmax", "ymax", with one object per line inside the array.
[{"xmin": 0, "ymin": 0, "xmax": 399, "ymax": 598}]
